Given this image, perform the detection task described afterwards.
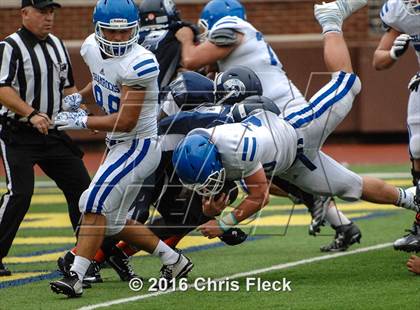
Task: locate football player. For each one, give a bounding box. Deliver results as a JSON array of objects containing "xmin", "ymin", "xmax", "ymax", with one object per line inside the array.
[
  {"xmin": 172, "ymin": 0, "xmax": 420, "ymax": 240},
  {"xmin": 175, "ymin": 0, "xmax": 363, "ymax": 250},
  {"xmin": 49, "ymin": 0, "xmax": 192, "ymax": 298},
  {"xmin": 373, "ymin": 0, "xmax": 420, "ymax": 252}
]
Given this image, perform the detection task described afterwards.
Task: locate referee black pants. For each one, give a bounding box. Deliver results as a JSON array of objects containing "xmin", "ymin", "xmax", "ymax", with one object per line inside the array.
[{"xmin": 0, "ymin": 126, "xmax": 91, "ymax": 259}]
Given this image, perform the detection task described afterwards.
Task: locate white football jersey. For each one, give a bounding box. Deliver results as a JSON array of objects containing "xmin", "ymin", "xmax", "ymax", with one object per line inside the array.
[
  {"xmin": 209, "ymin": 16, "xmax": 305, "ymax": 110},
  {"xmin": 201, "ymin": 111, "xmax": 298, "ymax": 180},
  {"xmin": 81, "ymin": 34, "xmax": 159, "ymax": 140},
  {"xmin": 380, "ymin": 0, "xmax": 420, "ymax": 65}
]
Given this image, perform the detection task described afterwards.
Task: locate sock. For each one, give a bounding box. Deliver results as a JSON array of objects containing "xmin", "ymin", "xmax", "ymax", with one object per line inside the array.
[
  {"xmin": 325, "ymin": 205, "xmax": 351, "ymax": 226},
  {"xmin": 70, "ymin": 247, "xmax": 76, "ymax": 255},
  {"xmin": 116, "ymin": 241, "xmax": 139, "ymax": 257},
  {"xmin": 396, "ymin": 188, "xmax": 419, "ymax": 212},
  {"xmin": 416, "ymin": 213, "xmax": 420, "ymax": 225},
  {"xmin": 164, "ymin": 236, "xmax": 184, "ymax": 249},
  {"xmin": 70, "ymin": 256, "xmax": 91, "ymax": 281},
  {"xmin": 336, "ymin": 0, "xmax": 367, "ymax": 19},
  {"xmin": 93, "ymin": 248, "xmax": 106, "ymax": 264},
  {"xmin": 152, "ymin": 240, "xmax": 179, "ymax": 265}
]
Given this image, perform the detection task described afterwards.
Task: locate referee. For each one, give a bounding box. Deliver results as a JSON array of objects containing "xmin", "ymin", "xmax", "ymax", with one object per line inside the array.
[{"xmin": 0, "ymin": 0, "xmax": 91, "ymax": 276}]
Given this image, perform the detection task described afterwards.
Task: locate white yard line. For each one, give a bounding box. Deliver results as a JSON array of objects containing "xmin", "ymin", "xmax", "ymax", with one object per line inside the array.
[{"xmin": 79, "ymin": 242, "xmax": 392, "ymax": 310}]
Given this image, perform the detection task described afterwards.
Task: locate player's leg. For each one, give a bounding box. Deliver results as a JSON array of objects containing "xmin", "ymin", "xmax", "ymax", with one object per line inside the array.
[
  {"xmin": 50, "ymin": 139, "xmax": 192, "ymax": 297},
  {"xmin": 394, "ymin": 89, "xmax": 420, "ymax": 252}
]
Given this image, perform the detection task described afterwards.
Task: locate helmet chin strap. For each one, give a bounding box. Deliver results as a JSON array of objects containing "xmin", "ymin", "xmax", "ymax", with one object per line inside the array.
[{"xmin": 215, "ymin": 89, "xmax": 236, "ymax": 106}]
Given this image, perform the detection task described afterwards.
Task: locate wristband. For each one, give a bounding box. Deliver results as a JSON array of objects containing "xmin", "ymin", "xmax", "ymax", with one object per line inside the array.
[
  {"xmin": 218, "ymin": 212, "xmax": 239, "ymax": 232},
  {"xmin": 27, "ymin": 109, "xmax": 40, "ymax": 124}
]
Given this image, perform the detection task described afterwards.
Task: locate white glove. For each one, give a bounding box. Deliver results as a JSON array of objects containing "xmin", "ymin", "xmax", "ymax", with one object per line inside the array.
[
  {"xmin": 390, "ymin": 34, "xmax": 411, "ymax": 60},
  {"xmin": 409, "ymin": 72, "xmax": 420, "ymax": 92},
  {"xmin": 62, "ymin": 93, "xmax": 83, "ymax": 111},
  {"xmin": 54, "ymin": 109, "xmax": 88, "ymax": 131}
]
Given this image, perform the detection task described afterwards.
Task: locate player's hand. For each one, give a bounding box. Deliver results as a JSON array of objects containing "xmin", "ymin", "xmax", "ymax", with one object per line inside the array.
[
  {"xmin": 30, "ymin": 112, "xmax": 52, "ymax": 135},
  {"xmin": 408, "ymin": 72, "xmax": 420, "ymax": 92},
  {"xmin": 197, "ymin": 219, "xmax": 224, "ymax": 238},
  {"xmin": 175, "ymin": 26, "xmax": 195, "ymax": 43},
  {"xmin": 54, "ymin": 109, "xmax": 88, "ymax": 131},
  {"xmin": 390, "ymin": 34, "xmax": 411, "ymax": 60},
  {"xmin": 62, "ymin": 93, "xmax": 83, "ymax": 111},
  {"xmin": 407, "ymin": 255, "xmax": 420, "ymax": 274},
  {"xmin": 202, "ymin": 193, "xmax": 229, "ymax": 217}
]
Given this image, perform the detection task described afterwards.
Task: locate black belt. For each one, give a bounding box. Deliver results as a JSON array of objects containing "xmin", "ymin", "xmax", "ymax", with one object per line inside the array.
[{"xmin": 295, "ymin": 138, "xmax": 317, "ymax": 171}]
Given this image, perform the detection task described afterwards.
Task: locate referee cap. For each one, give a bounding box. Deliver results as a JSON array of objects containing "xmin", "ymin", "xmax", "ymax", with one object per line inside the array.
[{"xmin": 22, "ymin": 0, "xmax": 61, "ymax": 9}]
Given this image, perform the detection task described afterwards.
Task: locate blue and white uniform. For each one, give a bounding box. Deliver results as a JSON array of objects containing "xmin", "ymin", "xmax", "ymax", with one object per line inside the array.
[
  {"xmin": 203, "ymin": 71, "xmax": 363, "ymax": 201},
  {"xmin": 381, "ymin": 0, "xmax": 420, "ymax": 159},
  {"xmin": 209, "ymin": 16, "xmax": 305, "ymax": 112},
  {"xmin": 79, "ymin": 34, "xmax": 161, "ymax": 235}
]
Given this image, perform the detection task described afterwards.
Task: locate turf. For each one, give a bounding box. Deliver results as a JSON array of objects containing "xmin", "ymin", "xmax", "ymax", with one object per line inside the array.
[{"xmin": 0, "ymin": 164, "xmax": 418, "ymax": 309}]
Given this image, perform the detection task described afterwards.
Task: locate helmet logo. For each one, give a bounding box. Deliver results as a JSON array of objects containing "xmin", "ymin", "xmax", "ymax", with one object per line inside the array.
[{"xmin": 223, "ymin": 78, "xmax": 246, "ymax": 97}]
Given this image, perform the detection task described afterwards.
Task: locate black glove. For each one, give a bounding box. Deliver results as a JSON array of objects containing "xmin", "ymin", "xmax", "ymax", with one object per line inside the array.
[
  {"xmin": 408, "ymin": 72, "xmax": 420, "ymax": 92},
  {"xmin": 169, "ymin": 21, "xmax": 200, "ymax": 43},
  {"xmin": 219, "ymin": 228, "xmax": 248, "ymax": 246}
]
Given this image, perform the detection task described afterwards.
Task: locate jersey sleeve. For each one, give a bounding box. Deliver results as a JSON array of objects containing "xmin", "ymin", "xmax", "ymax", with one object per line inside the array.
[
  {"xmin": 380, "ymin": 0, "xmax": 404, "ymax": 32},
  {"xmin": 209, "ymin": 16, "xmax": 247, "ymax": 36},
  {"xmin": 236, "ymin": 134, "xmax": 263, "ymax": 178},
  {"xmin": 0, "ymin": 41, "xmax": 16, "ymax": 87},
  {"xmin": 122, "ymin": 53, "xmax": 160, "ymax": 89}
]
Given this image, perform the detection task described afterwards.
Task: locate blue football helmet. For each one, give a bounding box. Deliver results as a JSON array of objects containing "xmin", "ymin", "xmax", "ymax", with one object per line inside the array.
[
  {"xmin": 93, "ymin": 0, "xmax": 140, "ymax": 57},
  {"xmin": 169, "ymin": 72, "xmax": 215, "ymax": 109},
  {"xmin": 199, "ymin": 0, "xmax": 246, "ymax": 38},
  {"xmin": 172, "ymin": 132, "xmax": 225, "ymax": 196},
  {"xmin": 214, "ymin": 65, "xmax": 263, "ymax": 105},
  {"xmin": 403, "ymin": 0, "xmax": 420, "ymax": 15}
]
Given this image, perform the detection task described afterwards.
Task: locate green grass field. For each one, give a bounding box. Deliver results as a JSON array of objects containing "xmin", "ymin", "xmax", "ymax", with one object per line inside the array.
[{"xmin": 0, "ymin": 163, "xmax": 419, "ymax": 310}]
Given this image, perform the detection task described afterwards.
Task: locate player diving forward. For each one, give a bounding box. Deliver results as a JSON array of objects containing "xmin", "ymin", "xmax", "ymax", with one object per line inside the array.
[
  {"xmin": 373, "ymin": 0, "xmax": 420, "ymax": 252},
  {"xmin": 175, "ymin": 0, "xmax": 364, "ymax": 250},
  {"xmin": 49, "ymin": 0, "xmax": 192, "ymax": 298},
  {"xmin": 172, "ymin": 1, "xmax": 420, "ymax": 239}
]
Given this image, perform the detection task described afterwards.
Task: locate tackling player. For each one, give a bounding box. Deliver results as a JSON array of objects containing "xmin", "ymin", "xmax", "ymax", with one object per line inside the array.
[
  {"xmin": 172, "ymin": 0, "xmax": 420, "ymax": 239},
  {"xmin": 49, "ymin": 0, "xmax": 192, "ymax": 298},
  {"xmin": 175, "ymin": 0, "xmax": 363, "ymax": 251},
  {"xmin": 373, "ymin": 0, "xmax": 420, "ymax": 252}
]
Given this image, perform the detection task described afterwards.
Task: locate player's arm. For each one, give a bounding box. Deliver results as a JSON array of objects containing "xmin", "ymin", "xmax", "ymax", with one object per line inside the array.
[
  {"xmin": 85, "ymin": 85, "xmax": 143, "ymax": 132},
  {"xmin": 175, "ymin": 26, "xmax": 242, "ymax": 70},
  {"xmin": 198, "ymin": 168, "xmax": 269, "ymax": 238},
  {"xmin": 373, "ymin": 28, "xmax": 408, "ymax": 70}
]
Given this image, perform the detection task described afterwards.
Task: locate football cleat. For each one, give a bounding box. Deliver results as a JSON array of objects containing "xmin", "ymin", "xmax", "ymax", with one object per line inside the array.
[
  {"xmin": 105, "ymin": 246, "xmax": 138, "ymax": 282},
  {"xmin": 308, "ymin": 196, "xmax": 331, "ymax": 236},
  {"xmin": 0, "ymin": 261, "xmax": 11, "ymax": 277},
  {"xmin": 50, "ymin": 271, "xmax": 83, "ymax": 298},
  {"xmin": 314, "ymin": 0, "xmax": 367, "ymax": 32},
  {"xmin": 83, "ymin": 261, "xmax": 103, "ymax": 284},
  {"xmin": 57, "ymin": 250, "xmax": 75, "ymax": 276},
  {"xmin": 160, "ymin": 253, "xmax": 193, "ymax": 280},
  {"xmin": 320, "ymin": 222, "xmax": 362, "ymax": 252},
  {"xmin": 394, "ymin": 222, "xmax": 420, "ymax": 252}
]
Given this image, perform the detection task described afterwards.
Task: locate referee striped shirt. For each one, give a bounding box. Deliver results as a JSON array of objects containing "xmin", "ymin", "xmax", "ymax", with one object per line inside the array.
[{"xmin": 0, "ymin": 26, "xmax": 74, "ymax": 120}]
